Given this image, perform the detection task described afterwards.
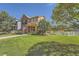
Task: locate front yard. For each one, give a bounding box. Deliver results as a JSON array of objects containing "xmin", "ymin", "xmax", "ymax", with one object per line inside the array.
[{"xmin": 0, "ymin": 35, "xmax": 79, "ymax": 56}]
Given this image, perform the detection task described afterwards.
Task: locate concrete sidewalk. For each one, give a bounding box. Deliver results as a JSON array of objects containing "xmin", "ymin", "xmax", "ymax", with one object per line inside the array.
[{"xmin": 0, "ymin": 34, "xmax": 26, "ymax": 39}]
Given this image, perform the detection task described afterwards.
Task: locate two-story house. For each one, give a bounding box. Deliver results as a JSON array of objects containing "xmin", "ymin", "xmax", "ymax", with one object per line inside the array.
[{"xmin": 21, "ymin": 15, "xmax": 45, "ymax": 33}]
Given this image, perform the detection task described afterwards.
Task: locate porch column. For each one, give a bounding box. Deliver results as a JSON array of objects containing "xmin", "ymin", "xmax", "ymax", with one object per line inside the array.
[{"xmin": 35, "ymin": 26, "xmax": 37, "ymax": 32}]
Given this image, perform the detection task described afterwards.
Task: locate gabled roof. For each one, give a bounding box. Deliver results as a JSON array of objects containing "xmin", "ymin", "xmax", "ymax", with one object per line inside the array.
[{"xmin": 21, "ymin": 15, "xmax": 30, "ymax": 20}]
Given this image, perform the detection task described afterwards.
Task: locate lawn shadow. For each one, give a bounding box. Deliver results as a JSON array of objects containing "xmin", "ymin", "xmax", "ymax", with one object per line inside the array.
[{"xmin": 26, "ymin": 41, "xmax": 79, "ymax": 56}]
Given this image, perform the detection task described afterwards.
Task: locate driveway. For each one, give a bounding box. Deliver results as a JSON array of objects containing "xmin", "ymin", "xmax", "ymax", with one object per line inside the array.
[{"xmin": 0, "ymin": 34, "xmax": 26, "ymax": 40}]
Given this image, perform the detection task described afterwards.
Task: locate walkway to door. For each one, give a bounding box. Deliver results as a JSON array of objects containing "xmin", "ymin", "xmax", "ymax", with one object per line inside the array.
[{"xmin": 0, "ymin": 34, "xmax": 27, "ymax": 40}]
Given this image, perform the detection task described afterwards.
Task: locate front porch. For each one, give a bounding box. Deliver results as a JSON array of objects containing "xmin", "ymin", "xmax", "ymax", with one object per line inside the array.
[{"xmin": 22, "ymin": 22, "xmax": 37, "ymax": 33}]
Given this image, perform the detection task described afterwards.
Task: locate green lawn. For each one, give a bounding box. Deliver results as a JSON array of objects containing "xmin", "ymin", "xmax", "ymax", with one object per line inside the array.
[{"xmin": 0, "ymin": 35, "xmax": 79, "ymax": 56}]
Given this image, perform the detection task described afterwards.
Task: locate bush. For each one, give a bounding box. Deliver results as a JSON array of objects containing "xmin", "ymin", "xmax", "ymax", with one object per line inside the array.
[
  {"xmin": 16, "ymin": 30, "xmax": 23, "ymax": 34},
  {"xmin": 0, "ymin": 32, "xmax": 7, "ymax": 35}
]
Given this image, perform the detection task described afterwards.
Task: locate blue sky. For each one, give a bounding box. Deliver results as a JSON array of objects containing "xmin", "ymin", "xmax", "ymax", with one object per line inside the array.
[{"xmin": 0, "ymin": 3, "xmax": 56, "ymax": 21}]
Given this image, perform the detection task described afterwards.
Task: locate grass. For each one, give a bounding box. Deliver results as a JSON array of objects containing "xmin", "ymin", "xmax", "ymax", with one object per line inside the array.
[{"xmin": 0, "ymin": 35, "xmax": 79, "ymax": 55}]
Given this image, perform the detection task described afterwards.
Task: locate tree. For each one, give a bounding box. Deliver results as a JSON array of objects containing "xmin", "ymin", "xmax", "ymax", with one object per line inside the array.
[
  {"xmin": 0, "ymin": 11, "xmax": 16, "ymax": 32},
  {"xmin": 52, "ymin": 4, "xmax": 79, "ymax": 31},
  {"xmin": 4, "ymin": 16, "xmax": 16, "ymax": 32},
  {"xmin": 37, "ymin": 19, "xmax": 51, "ymax": 35}
]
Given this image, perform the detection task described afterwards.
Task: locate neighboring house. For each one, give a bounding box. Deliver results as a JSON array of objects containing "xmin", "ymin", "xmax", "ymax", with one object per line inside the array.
[{"xmin": 21, "ymin": 15, "xmax": 45, "ymax": 33}]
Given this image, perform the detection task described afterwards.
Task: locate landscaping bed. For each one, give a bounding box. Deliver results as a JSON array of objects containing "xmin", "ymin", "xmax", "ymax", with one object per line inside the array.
[{"xmin": 27, "ymin": 41, "xmax": 79, "ymax": 56}]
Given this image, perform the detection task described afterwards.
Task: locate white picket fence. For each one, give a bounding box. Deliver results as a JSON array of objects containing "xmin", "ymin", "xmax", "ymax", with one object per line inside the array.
[{"xmin": 56, "ymin": 31, "xmax": 79, "ymax": 36}]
